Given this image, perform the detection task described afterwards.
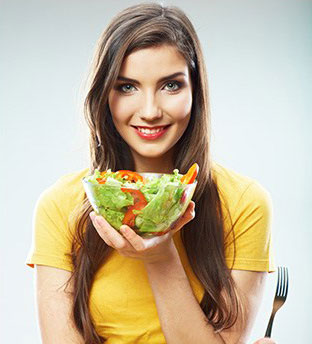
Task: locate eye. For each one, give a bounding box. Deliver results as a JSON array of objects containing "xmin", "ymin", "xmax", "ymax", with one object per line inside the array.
[
  {"xmin": 163, "ymin": 81, "xmax": 182, "ymax": 92},
  {"xmin": 116, "ymin": 84, "xmax": 136, "ymax": 93}
]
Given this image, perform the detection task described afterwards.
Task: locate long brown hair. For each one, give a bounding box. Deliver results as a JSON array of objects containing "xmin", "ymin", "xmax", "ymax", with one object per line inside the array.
[{"xmin": 69, "ymin": 3, "xmax": 241, "ymax": 343}]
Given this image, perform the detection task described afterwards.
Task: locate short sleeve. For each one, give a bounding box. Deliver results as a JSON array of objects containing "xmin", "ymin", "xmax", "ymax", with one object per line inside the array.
[
  {"xmin": 26, "ymin": 187, "xmax": 74, "ymax": 271},
  {"xmin": 224, "ymin": 181, "xmax": 276, "ymax": 273}
]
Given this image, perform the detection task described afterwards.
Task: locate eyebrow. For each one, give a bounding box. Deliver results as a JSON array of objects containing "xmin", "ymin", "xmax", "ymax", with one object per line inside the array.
[{"xmin": 116, "ymin": 72, "xmax": 186, "ymax": 85}]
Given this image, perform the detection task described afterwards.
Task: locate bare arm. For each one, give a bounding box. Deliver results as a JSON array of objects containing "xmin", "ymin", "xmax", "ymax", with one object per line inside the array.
[
  {"xmin": 145, "ymin": 248, "xmax": 267, "ymax": 344},
  {"xmin": 219, "ymin": 270, "xmax": 267, "ymax": 343},
  {"xmin": 144, "ymin": 247, "xmax": 224, "ymax": 344},
  {"xmin": 35, "ymin": 265, "xmax": 84, "ymax": 344}
]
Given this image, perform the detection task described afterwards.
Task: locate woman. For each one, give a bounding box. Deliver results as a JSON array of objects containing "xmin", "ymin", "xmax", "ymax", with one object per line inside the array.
[{"xmin": 26, "ymin": 3, "xmax": 277, "ymax": 343}]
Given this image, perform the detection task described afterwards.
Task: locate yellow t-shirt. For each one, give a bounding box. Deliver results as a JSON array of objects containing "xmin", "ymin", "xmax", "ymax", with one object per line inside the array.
[{"xmin": 26, "ymin": 161, "xmax": 275, "ymax": 343}]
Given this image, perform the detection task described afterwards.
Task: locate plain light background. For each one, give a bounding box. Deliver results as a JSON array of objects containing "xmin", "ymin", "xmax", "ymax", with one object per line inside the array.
[{"xmin": 1, "ymin": 0, "xmax": 311, "ymax": 343}]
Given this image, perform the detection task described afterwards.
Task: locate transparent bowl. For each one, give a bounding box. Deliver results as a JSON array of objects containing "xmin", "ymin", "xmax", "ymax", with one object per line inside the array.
[{"xmin": 82, "ymin": 172, "xmax": 197, "ymax": 238}]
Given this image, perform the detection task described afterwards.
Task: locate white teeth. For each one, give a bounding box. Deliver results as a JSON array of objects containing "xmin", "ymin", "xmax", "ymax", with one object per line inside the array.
[{"xmin": 137, "ymin": 127, "xmax": 164, "ymax": 134}]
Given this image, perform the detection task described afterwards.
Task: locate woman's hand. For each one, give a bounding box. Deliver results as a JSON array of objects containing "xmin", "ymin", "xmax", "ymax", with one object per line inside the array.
[
  {"xmin": 90, "ymin": 201, "xmax": 195, "ymax": 264},
  {"xmin": 253, "ymin": 338, "xmax": 277, "ymax": 344}
]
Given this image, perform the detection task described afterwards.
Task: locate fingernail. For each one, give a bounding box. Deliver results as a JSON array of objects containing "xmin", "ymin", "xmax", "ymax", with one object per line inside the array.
[
  {"xmin": 120, "ymin": 226, "xmax": 127, "ymax": 234},
  {"xmin": 94, "ymin": 216, "xmax": 102, "ymax": 225},
  {"xmin": 89, "ymin": 212, "xmax": 95, "ymax": 220}
]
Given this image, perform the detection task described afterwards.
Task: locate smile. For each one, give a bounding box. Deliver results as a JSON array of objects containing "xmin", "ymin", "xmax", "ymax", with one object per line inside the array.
[
  {"xmin": 137, "ymin": 127, "xmax": 166, "ymax": 134},
  {"xmin": 132, "ymin": 125, "xmax": 171, "ymax": 140}
]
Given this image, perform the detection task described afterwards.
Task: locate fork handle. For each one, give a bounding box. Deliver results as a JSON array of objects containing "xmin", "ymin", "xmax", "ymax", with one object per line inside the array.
[{"xmin": 265, "ymin": 313, "xmax": 276, "ymax": 338}]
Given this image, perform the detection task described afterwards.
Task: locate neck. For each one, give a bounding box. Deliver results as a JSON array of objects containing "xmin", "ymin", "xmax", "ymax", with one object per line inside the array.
[{"xmin": 132, "ymin": 151, "xmax": 174, "ymax": 174}]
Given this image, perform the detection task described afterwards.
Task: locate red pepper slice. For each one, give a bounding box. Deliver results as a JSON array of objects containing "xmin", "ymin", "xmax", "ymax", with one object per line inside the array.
[
  {"xmin": 116, "ymin": 170, "xmax": 144, "ymax": 183},
  {"xmin": 96, "ymin": 171, "xmax": 108, "ymax": 184},
  {"xmin": 180, "ymin": 163, "xmax": 199, "ymax": 184},
  {"xmin": 121, "ymin": 188, "xmax": 146, "ymax": 203},
  {"xmin": 122, "ymin": 205, "xmax": 136, "ymax": 227},
  {"xmin": 120, "ymin": 188, "xmax": 148, "ymax": 227}
]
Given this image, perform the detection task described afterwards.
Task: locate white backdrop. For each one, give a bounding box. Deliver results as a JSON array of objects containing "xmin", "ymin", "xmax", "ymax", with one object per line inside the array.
[{"xmin": 1, "ymin": 0, "xmax": 311, "ymax": 343}]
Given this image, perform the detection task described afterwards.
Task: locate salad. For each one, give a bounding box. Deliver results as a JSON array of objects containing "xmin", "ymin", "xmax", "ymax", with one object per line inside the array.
[{"xmin": 83, "ymin": 163, "xmax": 199, "ymax": 236}]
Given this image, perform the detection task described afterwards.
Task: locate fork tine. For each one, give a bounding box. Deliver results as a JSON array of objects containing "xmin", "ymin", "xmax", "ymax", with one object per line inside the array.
[
  {"xmin": 282, "ymin": 267, "xmax": 287, "ymax": 297},
  {"xmin": 284, "ymin": 267, "xmax": 289, "ymax": 299},
  {"xmin": 280, "ymin": 267, "xmax": 285, "ymax": 297},
  {"xmin": 276, "ymin": 266, "xmax": 281, "ymax": 296}
]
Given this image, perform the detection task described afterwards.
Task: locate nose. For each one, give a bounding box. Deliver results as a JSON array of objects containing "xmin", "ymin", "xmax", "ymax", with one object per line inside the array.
[{"xmin": 138, "ymin": 91, "xmax": 162, "ymax": 121}]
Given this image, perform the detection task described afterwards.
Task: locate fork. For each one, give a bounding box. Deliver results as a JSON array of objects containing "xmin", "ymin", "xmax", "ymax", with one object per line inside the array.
[{"xmin": 265, "ymin": 266, "xmax": 289, "ymax": 337}]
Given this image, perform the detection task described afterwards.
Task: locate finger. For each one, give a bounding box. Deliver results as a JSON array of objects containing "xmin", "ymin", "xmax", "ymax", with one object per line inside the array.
[
  {"xmin": 177, "ymin": 201, "xmax": 195, "ymax": 224},
  {"xmin": 187, "ymin": 201, "xmax": 196, "ymax": 217},
  {"xmin": 171, "ymin": 201, "xmax": 195, "ymax": 234},
  {"xmin": 90, "ymin": 212, "xmax": 128, "ymax": 249},
  {"xmin": 183, "ymin": 201, "xmax": 196, "ymax": 221},
  {"xmin": 120, "ymin": 225, "xmax": 146, "ymax": 251},
  {"xmin": 170, "ymin": 202, "xmax": 194, "ymax": 227},
  {"xmin": 253, "ymin": 339, "xmax": 277, "ymax": 344},
  {"xmin": 90, "ymin": 212, "xmax": 114, "ymax": 246}
]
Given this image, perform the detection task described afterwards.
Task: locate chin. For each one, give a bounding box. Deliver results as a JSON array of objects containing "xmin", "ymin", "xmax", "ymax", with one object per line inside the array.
[{"xmin": 134, "ymin": 146, "xmax": 172, "ymax": 158}]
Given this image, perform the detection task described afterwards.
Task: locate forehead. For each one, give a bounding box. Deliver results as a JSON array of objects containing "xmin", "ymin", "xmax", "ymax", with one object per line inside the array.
[{"xmin": 119, "ymin": 45, "xmax": 189, "ymax": 79}]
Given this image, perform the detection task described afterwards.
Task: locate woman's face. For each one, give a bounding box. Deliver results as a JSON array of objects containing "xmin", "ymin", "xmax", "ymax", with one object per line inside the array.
[{"xmin": 108, "ymin": 44, "xmax": 193, "ymax": 172}]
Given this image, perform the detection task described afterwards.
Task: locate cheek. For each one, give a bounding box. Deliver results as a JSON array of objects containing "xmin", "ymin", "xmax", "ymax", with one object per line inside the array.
[
  {"xmin": 163, "ymin": 91, "xmax": 192, "ymax": 119},
  {"xmin": 108, "ymin": 92, "xmax": 137, "ymax": 121}
]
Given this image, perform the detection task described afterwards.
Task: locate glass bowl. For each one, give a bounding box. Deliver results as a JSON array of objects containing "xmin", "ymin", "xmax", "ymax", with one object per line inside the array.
[{"xmin": 82, "ymin": 172, "xmax": 197, "ymax": 237}]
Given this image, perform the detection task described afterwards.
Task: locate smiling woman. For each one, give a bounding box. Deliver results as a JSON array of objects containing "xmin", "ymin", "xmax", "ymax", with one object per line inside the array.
[{"xmin": 26, "ymin": 2, "xmax": 276, "ymax": 344}]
